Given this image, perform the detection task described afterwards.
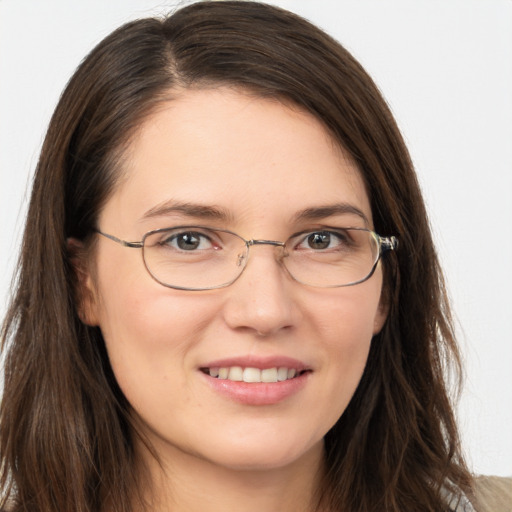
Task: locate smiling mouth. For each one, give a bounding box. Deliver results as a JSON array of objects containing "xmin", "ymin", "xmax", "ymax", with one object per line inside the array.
[{"xmin": 200, "ymin": 366, "xmax": 309, "ymax": 383}]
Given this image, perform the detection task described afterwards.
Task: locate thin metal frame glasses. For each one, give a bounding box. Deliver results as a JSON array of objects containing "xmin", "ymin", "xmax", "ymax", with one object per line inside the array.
[{"xmin": 96, "ymin": 226, "xmax": 398, "ymax": 291}]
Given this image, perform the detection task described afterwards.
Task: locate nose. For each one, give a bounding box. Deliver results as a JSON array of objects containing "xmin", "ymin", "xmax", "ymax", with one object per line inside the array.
[{"xmin": 221, "ymin": 243, "xmax": 301, "ymax": 337}]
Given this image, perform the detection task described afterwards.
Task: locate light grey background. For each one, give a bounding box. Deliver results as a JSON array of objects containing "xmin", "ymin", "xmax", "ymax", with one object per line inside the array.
[{"xmin": 1, "ymin": 0, "xmax": 511, "ymax": 477}]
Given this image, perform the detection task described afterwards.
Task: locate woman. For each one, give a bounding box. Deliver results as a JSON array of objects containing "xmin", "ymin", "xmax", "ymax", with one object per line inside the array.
[{"xmin": 0, "ymin": 1, "xmax": 479, "ymax": 511}]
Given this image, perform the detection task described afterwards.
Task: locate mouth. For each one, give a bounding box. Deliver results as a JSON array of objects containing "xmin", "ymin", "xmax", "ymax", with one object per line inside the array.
[
  {"xmin": 199, "ymin": 358, "xmax": 312, "ymax": 405},
  {"xmin": 200, "ymin": 366, "xmax": 309, "ymax": 383}
]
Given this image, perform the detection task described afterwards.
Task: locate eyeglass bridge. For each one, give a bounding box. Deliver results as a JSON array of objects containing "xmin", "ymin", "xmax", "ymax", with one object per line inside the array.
[{"xmin": 237, "ymin": 239, "xmax": 286, "ymax": 267}]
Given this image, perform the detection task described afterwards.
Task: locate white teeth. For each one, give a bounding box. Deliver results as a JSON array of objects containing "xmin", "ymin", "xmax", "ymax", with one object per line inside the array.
[
  {"xmin": 228, "ymin": 366, "xmax": 243, "ymax": 381},
  {"xmin": 261, "ymin": 368, "xmax": 278, "ymax": 383},
  {"xmin": 277, "ymin": 367, "xmax": 288, "ymax": 381},
  {"xmin": 243, "ymin": 367, "xmax": 261, "ymax": 383},
  {"xmin": 208, "ymin": 366, "xmax": 301, "ymax": 383}
]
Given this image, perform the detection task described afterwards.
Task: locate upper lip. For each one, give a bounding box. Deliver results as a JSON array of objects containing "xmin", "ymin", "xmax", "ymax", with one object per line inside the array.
[{"xmin": 199, "ymin": 355, "xmax": 310, "ymax": 372}]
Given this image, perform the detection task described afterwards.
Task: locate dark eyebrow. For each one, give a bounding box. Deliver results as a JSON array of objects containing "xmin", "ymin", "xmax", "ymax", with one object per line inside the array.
[
  {"xmin": 140, "ymin": 201, "xmax": 233, "ymax": 222},
  {"xmin": 141, "ymin": 200, "xmax": 368, "ymax": 225},
  {"xmin": 293, "ymin": 203, "xmax": 370, "ymax": 225}
]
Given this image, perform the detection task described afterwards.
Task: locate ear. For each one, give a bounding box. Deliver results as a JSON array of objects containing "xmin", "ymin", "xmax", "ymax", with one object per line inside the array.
[
  {"xmin": 67, "ymin": 238, "xmax": 100, "ymax": 326},
  {"xmin": 372, "ymin": 286, "xmax": 390, "ymax": 335}
]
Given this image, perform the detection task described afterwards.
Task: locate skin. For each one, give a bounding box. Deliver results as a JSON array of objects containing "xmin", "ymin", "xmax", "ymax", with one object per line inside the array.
[{"xmin": 80, "ymin": 88, "xmax": 387, "ymax": 512}]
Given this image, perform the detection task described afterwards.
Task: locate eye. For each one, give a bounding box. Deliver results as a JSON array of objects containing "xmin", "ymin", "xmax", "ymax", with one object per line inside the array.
[
  {"xmin": 306, "ymin": 232, "xmax": 331, "ymax": 250},
  {"xmin": 297, "ymin": 230, "xmax": 349, "ymax": 251},
  {"xmin": 161, "ymin": 230, "xmax": 215, "ymax": 251}
]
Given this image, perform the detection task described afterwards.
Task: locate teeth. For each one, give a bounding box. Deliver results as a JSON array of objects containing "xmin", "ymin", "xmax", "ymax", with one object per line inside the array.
[
  {"xmin": 243, "ymin": 367, "xmax": 261, "ymax": 383},
  {"xmin": 277, "ymin": 367, "xmax": 288, "ymax": 381},
  {"xmin": 228, "ymin": 366, "xmax": 243, "ymax": 381},
  {"xmin": 261, "ymin": 368, "xmax": 278, "ymax": 383},
  {"xmin": 208, "ymin": 366, "xmax": 301, "ymax": 383}
]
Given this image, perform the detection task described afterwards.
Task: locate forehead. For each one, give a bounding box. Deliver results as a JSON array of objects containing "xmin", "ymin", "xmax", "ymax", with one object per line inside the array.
[{"xmin": 100, "ymin": 88, "xmax": 372, "ymax": 232}]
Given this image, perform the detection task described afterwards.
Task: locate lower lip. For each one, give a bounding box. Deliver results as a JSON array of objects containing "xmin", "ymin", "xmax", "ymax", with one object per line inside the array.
[{"xmin": 201, "ymin": 371, "xmax": 310, "ymax": 405}]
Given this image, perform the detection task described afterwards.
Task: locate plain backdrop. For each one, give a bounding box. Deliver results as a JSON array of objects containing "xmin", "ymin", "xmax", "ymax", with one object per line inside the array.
[{"xmin": 1, "ymin": 0, "xmax": 511, "ymax": 477}]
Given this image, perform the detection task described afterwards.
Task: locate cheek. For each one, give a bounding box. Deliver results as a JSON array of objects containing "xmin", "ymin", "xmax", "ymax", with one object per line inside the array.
[
  {"xmin": 93, "ymin": 254, "xmax": 216, "ymax": 401},
  {"xmin": 307, "ymin": 282, "xmax": 382, "ymax": 415},
  {"xmin": 321, "ymin": 300, "xmax": 374, "ymax": 382},
  {"xmin": 312, "ymin": 278, "xmax": 382, "ymax": 348}
]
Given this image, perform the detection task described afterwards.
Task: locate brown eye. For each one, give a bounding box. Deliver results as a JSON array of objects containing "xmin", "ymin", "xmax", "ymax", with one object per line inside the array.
[
  {"xmin": 161, "ymin": 231, "xmax": 214, "ymax": 251},
  {"xmin": 176, "ymin": 233, "xmax": 201, "ymax": 250},
  {"xmin": 294, "ymin": 230, "xmax": 352, "ymax": 252},
  {"xmin": 307, "ymin": 232, "xmax": 331, "ymax": 250}
]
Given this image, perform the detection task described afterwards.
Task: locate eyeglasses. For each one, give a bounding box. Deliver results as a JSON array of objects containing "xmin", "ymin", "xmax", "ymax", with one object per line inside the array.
[{"xmin": 96, "ymin": 226, "xmax": 398, "ymax": 291}]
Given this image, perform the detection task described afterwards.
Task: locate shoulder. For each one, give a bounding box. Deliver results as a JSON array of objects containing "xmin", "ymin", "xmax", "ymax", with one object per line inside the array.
[
  {"xmin": 444, "ymin": 475, "xmax": 512, "ymax": 511},
  {"xmin": 474, "ymin": 475, "xmax": 512, "ymax": 512}
]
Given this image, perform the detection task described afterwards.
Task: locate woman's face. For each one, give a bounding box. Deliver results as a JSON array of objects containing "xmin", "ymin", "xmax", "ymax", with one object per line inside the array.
[{"xmin": 82, "ymin": 88, "xmax": 387, "ymax": 472}]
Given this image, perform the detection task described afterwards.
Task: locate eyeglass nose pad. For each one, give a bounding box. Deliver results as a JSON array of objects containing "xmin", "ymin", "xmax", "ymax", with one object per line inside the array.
[
  {"xmin": 274, "ymin": 244, "xmax": 288, "ymax": 262},
  {"xmin": 237, "ymin": 253, "xmax": 246, "ymax": 267}
]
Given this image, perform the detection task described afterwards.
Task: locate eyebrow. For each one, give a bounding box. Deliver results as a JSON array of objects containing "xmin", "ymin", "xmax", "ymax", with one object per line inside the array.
[
  {"xmin": 140, "ymin": 200, "xmax": 369, "ymax": 226},
  {"xmin": 293, "ymin": 203, "xmax": 370, "ymax": 225},
  {"xmin": 140, "ymin": 200, "xmax": 233, "ymax": 222}
]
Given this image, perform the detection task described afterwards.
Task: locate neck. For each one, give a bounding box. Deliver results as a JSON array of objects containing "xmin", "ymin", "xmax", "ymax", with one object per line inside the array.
[{"xmin": 134, "ymin": 437, "xmax": 326, "ymax": 512}]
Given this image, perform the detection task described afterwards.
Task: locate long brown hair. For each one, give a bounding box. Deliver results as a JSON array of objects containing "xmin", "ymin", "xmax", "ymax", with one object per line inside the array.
[{"xmin": 1, "ymin": 2, "xmax": 474, "ymax": 511}]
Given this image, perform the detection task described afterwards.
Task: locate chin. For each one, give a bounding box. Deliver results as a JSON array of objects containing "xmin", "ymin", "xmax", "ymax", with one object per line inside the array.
[{"xmin": 196, "ymin": 434, "xmax": 324, "ymax": 473}]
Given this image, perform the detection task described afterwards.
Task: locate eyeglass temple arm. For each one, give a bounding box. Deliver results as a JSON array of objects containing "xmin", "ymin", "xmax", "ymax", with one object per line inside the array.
[{"xmin": 95, "ymin": 230, "xmax": 143, "ymax": 248}]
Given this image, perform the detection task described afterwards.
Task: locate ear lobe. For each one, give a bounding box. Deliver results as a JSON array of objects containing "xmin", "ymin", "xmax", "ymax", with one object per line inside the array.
[
  {"xmin": 67, "ymin": 238, "xmax": 100, "ymax": 326},
  {"xmin": 373, "ymin": 288, "xmax": 390, "ymax": 335},
  {"xmin": 373, "ymin": 301, "xmax": 388, "ymax": 335}
]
